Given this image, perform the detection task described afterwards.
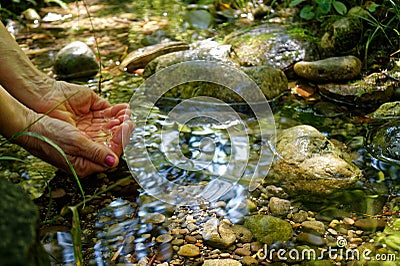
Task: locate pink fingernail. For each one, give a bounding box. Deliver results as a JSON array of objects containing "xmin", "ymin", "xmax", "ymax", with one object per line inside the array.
[{"xmin": 104, "ymin": 155, "xmax": 115, "ymax": 167}]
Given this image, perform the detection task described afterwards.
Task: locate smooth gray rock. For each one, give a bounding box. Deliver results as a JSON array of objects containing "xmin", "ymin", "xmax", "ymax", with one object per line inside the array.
[{"xmin": 54, "ymin": 41, "xmax": 99, "ymax": 80}]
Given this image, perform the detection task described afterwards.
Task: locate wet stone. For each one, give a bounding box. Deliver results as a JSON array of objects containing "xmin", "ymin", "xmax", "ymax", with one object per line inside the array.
[
  {"xmin": 292, "ymin": 210, "xmax": 308, "ymax": 223},
  {"xmin": 318, "ymin": 72, "xmax": 397, "ymax": 106},
  {"xmin": 321, "ymin": 16, "xmax": 362, "ymax": 53},
  {"xmin": 53, "ymin": 41, "xmax": 99, "ymax": 80},
  {"xmin": 354, "ymin": 219, "xmax": 386, "ymax": 231},
  {"xmin": 243, "ymin": 215, "xmax": 293, "ymax": 245},
  {"xmin": 367, "ymin": 101, "xmax": 400, "ymax": 120},
  {"xmin": 142, "ymin": 213, "xmax": 166, "ymax": 224},
  {"xmin": 268, "ymin": 197, "xmax": 291, "ymax": 216},
  {"xmin": 202, "ymin": 218, "xmax": 236, "ymax": 248},
  {"xmin": 231, "ymin": 224, "xmax": 253, "ymax": 243},
  {"xmin": 241, "ymin": 256, "xmax": 258, "ymax": 266},
  {"xmin": 226, "ymin": 23, "xmax": 320, "ymax": 70},
  {"xmin": 177, "ymin": 244, "xmax": 200, "ymax": 257},
  {"xmin": 203, "ymin": 259, "xmax": 242, "ymax": 266},
  {"xmin": 296, "ymin": 232, "xmax": 326, "ymax": 246},
  {"xmin": 234, "ymin": 247, "xmax": 251, "ymax": 256},
  {"xmin": 156, "ymin": 234, "xmax": 173, "ymax": 243},
  {"xmin": 294, "ymin": 56, "xmax": 362, "ymax": 82},
  {"xmin": 301, "ymin": 220, "xmax": 326, "ymax": 235},
  {"xmin": 268, "ymin": 125, "xmax": 362, "ymax": 195}
]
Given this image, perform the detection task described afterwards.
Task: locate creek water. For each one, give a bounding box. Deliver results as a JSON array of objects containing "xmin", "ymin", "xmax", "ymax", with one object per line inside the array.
[{"xmin": 1, "ymin": 0, "xmax": 400, "ymax": 265}]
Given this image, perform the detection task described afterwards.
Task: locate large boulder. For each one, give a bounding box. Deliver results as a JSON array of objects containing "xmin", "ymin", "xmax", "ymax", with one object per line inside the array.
[
  {"xmin": 0, "ymin": 178, "xmax": 49, "ymax": 265},
  {"xmin": 224, "ymin": 24, "xmax": 320, "ymax": 70},
  {"xmin": 267, "ymin": 125, "xmax": 362, "ymax": 194},
  {"xmin": 143, "ymin": 40, "xmax": 288, "ymax": 102}
]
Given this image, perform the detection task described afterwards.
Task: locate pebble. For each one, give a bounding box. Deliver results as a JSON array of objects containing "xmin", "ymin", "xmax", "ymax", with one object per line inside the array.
[
  {"xmin": 343, "ymin": 217, "xmax": 355, "ymax": 225},
  {"xmin": 171, "ymin": 239, "xmax": 184, "ymax": 246},
  {"xmin": 202, "ymin": 218, "xmax": 236, "ymax": 248},
  {"xmin": 292, "ymin": 210, "xmax": 308, "ymax": 223},
  {"xmin": 296, "ymin": 232, "xmax": 326, "ymax": 246},
  {"xmin": 177, "ymin": 244, "xmax": 200, "ymax": 257},
  {"xmin": 142, "ymin": 213, "xmax": 166, "ymax": 224},
  {"xmin": 268, "ymin": 197, "xmax": 291, "ymax": 216},
  {"xmin": 185, "ymin": 235, "xmax": 198, "ymax": 243},
  {"xmin": 187, "ymin": 223, "xmax": 198, "ymax": 232},
  {"xmin": 354, "ymin": 219, "xmax": 386, "ymax": 231},
  {"xmin": 156, "ymin": 234, "xmax": 173, "ymax": 243},
  {"xmin": 203, "ymin": 259, "xmax": 242, "ymax": 266},
  {"xmin": 301, "ymin": 220, "xmax": 326, "ymax": 235},
  {"xmin": 231, "ymin": 224, "xmax": 253, "ymax": 243},
  {"xmin": 234, "ymin": 247, "xmax": 251, "ymax": 256},
  {"xmin": 241, "ymin": 256, "xmax": 258, "ymax": 266},
  {"xmin": 327, "ymin": 228, "xmax": 338, "ymax": 236}
]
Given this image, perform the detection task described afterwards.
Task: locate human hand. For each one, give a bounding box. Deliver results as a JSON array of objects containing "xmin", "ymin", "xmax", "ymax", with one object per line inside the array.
[
  {"xmin": 18, "ymin": 113, "xmax": 132, "ymax": 178},
  {"xmin": 31, "ymin": 80, "xmax": 134, "ymax": 171}
]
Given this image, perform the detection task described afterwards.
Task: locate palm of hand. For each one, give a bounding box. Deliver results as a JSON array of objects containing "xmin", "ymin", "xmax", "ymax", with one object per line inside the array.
[{"xmin": 40, "ymin": 81, "xmax": 133, "ymax": 158}]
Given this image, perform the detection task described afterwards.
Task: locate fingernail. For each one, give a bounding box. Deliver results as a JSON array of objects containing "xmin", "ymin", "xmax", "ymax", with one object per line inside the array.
[{"xmin": 104, "ymin": 155, "xmax": 115, "ymax": 167}]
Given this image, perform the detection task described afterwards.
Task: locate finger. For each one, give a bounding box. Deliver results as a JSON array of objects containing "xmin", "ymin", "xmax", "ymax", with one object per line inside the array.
[{"xmin": 76, "ymin": 134, "xmax": 120, "ymax": 168}]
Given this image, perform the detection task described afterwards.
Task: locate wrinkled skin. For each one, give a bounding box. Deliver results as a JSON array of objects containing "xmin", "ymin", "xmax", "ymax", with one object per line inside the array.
[{"xmin": 19, "ymin": 81, "xmax": 134, "ymax": 178}]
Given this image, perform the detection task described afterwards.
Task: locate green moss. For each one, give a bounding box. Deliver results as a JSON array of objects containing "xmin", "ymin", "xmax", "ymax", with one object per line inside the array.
[{"xmin": 287, "ymin": 27, "xmax": 320, "ymax": 43}]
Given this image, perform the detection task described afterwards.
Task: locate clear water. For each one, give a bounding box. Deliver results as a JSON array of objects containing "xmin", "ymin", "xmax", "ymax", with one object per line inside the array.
[{"xmin": 1, "ymin": 0, "xmax": 400, "ymax": 265}]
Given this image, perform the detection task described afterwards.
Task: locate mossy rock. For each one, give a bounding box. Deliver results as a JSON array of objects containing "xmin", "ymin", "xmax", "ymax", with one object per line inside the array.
[{"xmin": 243, "ymin": 215, "xmax": 293, "ymax": 245}]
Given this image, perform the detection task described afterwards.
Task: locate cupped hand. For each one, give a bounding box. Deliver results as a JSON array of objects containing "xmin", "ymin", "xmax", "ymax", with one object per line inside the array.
[
  {"xmin": 19, "ymin": 114, "xmax": 132, "ymax": 177},
  {"xmin": 27, "ymin": 80, "xmax": 134, "ymax": 177}
]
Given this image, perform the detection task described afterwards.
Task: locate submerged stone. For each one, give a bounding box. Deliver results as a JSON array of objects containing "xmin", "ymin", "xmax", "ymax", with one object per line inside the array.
[
  {"xmin": 143, "ymin": 41, "xmax": 288, "ymax": 102},
  {"xmin": 53, "ymin": 41, "xmax": 99, "ymax": 80},
  {"xmin": 267, "ymin": 125, "xmax": 362, "ymax": 194},
  {"xmin": 294, "ymin": 56, "xmax": 362, "ymax": 82},
  {"xmin": 243, "ymin": 215, "xmax": 293, "ymax": 245},
  {"xmin": 203, "ymin": 259, "xmax": 242, "ymax": 266},
  {"xmin": 202, "ymin": 218, "xmax": 236, "ymax": 248},
  {"xmin": 366, "ymin": 120, "xmax": 400, "ymax": 164}
]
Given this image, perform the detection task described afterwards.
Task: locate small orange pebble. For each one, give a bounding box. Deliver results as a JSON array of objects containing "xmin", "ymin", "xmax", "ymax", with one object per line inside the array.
[
  {"xmin": 292, "ymin": 83, "xmax": 316, "ymax": 98},
  {"xmin": 134, "ymin": 68, "xmax": 144, "ymax": 75},
  {"xmin": 195, "ymin": 242, "xmax": 203, "ymax": 247}
]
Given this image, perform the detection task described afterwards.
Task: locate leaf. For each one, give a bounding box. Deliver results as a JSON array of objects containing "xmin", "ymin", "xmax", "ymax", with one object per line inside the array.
[
  {"xmin": 69, "ymin": 206, "xmax": 83, "ymax": 266},
  {"xmin": 0, "ymin": 156, "xmax": 28, "ymax": 163},
  {"xmin": 316, "ymin": 0, "xmax": 331, "ymax": 14},
  {"xmin": 289, "ymin": 0, "xmax": 307, "ymax": 7},
  {"xmin": 332, "ymin": 1, "xmax": 347, "ymax": 15},
  {"xmin": 368, "ymin": 3, "xmax": 380, "ymax": 13},
  {"xmin": 300, "ymin": 5, "xmax": 315, "ymax": 20}
]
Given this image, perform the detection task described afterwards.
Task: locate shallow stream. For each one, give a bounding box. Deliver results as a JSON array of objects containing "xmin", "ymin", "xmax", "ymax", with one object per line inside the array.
[{"xmin": 1, "ymin": 0, "xmax": 400, "ymax": 265}]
